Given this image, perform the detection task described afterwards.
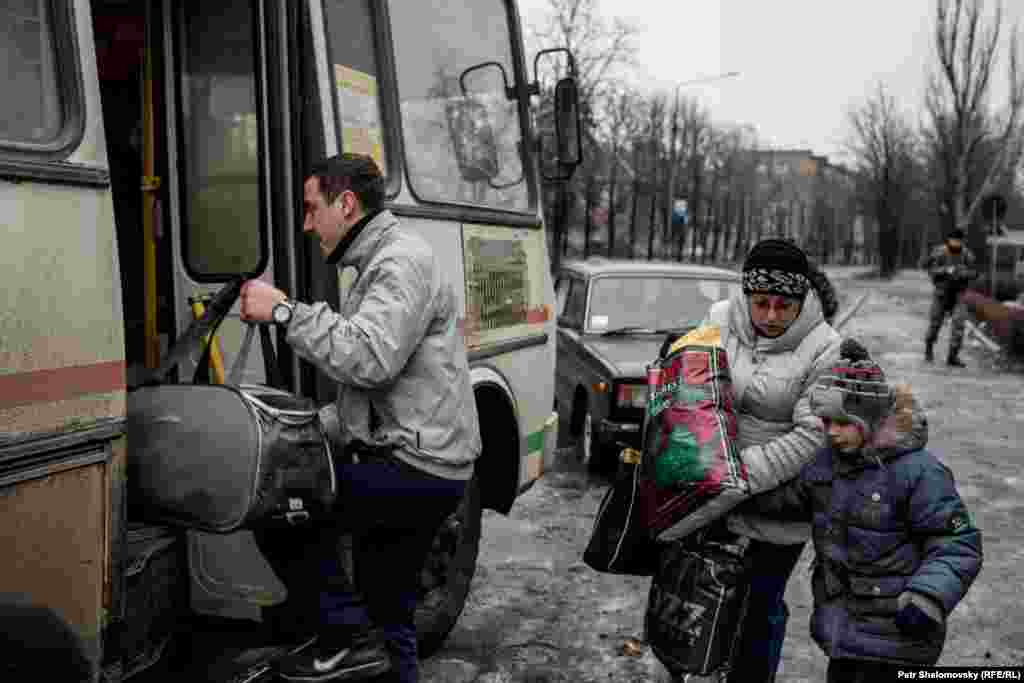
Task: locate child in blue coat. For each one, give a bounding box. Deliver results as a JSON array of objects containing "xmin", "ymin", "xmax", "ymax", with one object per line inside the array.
[{"xmin": 740, "ymin": 339, "xmax": 983, "ymax": 683}]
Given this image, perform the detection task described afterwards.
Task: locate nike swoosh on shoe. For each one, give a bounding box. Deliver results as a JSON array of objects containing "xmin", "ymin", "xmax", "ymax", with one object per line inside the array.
[{"xmin": 312, "ymin": 648, "xmax": 350, "ymax": 673}]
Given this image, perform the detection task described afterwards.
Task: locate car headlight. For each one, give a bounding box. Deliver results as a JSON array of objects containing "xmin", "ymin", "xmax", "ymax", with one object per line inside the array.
[{"xmin": 615, "ymin": 383, "xmax": 647, "ymax": 409}]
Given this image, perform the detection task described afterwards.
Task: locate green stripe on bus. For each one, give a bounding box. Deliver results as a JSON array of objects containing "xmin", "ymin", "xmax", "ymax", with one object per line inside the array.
[{"xmin": 526, "ymin": 429, "xmax": 546, "ymax": 454}]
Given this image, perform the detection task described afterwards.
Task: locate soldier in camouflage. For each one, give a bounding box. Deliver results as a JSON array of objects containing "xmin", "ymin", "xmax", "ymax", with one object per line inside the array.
[{"xmin": 919, "ymin": 229, "xmax": 977, "ymax": 367}]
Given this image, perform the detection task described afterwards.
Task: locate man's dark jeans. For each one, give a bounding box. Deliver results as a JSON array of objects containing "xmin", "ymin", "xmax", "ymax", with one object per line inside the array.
[
  {"xmin": 255, "ymin": 455, "xmax": 467, "ymax": 683},
  {"xmin": 725, "ymin": 539, "xmax": 806, "ymax": 683}
]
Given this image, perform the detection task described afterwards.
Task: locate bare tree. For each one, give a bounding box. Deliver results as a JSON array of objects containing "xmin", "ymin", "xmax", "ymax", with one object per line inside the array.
[
  {"xmin": 625, "ymin": 97, "xmax": 650, "ymax": 259},
  {"xmin": 638, "ymin": 94, "xmax": 668, "ymax": 259},
  {"xmin": 666, "ymin": 98, "xmax": 710, "ymax": 259},
  {"xmin": 718, "ymin": 125, "xmax": 761, "ymax": 262},
  {"xmin": 598, "ymin": 85, "xmax": 643, "ymax": 257},
  {"xmin": 527, "ymin": 0, "xmax": 639, "ymax": 270},
  {"xmin": 527, "ymin": 0, "xmax": 639, "ymax": 118},
  {"xmin": 702, "ymin": 124, "xmax": 752, "ymax": 262},
  {"xmin": 846, "ymin": 82, "xmax": 921, "ymax": 276},
  {"xmin": 924, "ymin": 0, "xmax": 1024, "ymax": 251}
]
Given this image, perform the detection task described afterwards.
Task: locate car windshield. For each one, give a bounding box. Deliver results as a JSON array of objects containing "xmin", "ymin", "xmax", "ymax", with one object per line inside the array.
[{"xmin": 586, "ymin": 276, "xmax": 740, "ymax": 333}]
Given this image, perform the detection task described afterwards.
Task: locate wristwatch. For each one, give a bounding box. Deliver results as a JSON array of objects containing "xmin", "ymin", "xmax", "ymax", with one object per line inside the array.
[{"xmin": 272, "ymin": 298, "xmax": 296, "ymax": 326}]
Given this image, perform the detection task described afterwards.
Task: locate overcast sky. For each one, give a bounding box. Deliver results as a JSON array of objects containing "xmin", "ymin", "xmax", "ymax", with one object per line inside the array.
[{"xmin": 517, "ymin": 0, "xmax": 1024, "ymax": 164}]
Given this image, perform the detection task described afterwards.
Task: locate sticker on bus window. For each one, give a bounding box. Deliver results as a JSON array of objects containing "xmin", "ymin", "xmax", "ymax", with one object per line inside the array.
[
  {"xmin": 591, "ymin": 315, "xmax": 609, "ymax": 329},
  {"xmin": 334, "ymin": 64, "xmax": 385, "ymax": 172}
]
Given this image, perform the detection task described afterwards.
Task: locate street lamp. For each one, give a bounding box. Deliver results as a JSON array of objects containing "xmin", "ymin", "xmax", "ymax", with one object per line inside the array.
[{"xmin": 672, "ymin": 70, "xmax": 742, "ymax": 99}]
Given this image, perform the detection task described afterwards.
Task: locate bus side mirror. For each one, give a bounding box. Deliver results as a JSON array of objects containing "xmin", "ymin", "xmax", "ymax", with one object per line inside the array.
[
  {"xmin": 531, "ymin": 48, "xmax": 583, "ymax": 182},
  {"xmin": 554, "ymin": 76, "xmax": 582, "ymax": 169},
  {"xmin": 446, "ymin": 98, "xmax": 500, "ymax": 183}
]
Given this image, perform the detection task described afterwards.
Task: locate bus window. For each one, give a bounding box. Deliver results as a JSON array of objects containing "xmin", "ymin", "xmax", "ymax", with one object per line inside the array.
[
  {"xmin": 322, "ymin": 0, "xmax": 392, "ymax": 186},
  {"xmin": 0, "ymin": 1, "xmax": 65, "ymax": 146},
  {"xmin": 177, "ymin": 0, "xmax": 267, "ymax": 280},
  {"xmin": 389, "ymin": 0, "xmax": 528, "ymax": 212}
]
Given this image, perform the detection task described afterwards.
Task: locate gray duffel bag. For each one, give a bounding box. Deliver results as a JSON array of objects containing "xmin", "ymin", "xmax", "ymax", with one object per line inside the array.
[{"xmin": 127, "ymin": 280, "xmax": 340, "ymax": 533}]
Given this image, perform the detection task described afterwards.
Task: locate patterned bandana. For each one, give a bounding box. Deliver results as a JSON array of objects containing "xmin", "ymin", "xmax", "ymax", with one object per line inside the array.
[{"xmin": 742, "ymin": 268, "xmax": 811, "ymax": 298}]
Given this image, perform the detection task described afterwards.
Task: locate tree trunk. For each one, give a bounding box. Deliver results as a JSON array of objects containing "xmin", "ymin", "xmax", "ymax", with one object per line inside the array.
[
  {"xmin": 660, "ymin": 204, "xmax": 671, "ymax": 259},
  {"xmin": 689, "ymin": 174, "xmax": 702, "ymax": 261},
  {"xmin": 820, "ymin": 210, "xmax": 829, "ymax": 265},
  {"xmin": 607, "ymin": 153, "xmax": 619, "ymax": 258},
  {"xmin": 709, "ymin": 196, "xmax": 723, "ymax": 263},
  {"xmin": 629, "ymin": 178, "xmax": 640, "ymax": 259},
  {"xmin": 703, "ymin": 178, "xmax": 721, "ymax": 263},
  {"xmin": 550, "ymin": 184, "xmax": 570, "ymax": 273},
  {"xmin": 584, "ymin": 178, "xmax": 594, "ymax": 259},
  {"xmin": 732, "ymin": 196, "xmax": 747, "ymax": 262},
  {"xmin": 648, "ymin": 187, "xmax": 658, "ymax": 260},
  {"xmin": 753, "ymin": 199, "xmax": 763, "ymax": 245}
]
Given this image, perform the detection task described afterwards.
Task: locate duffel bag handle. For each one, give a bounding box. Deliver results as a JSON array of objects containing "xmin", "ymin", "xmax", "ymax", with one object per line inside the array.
[
  {"xmin": 227, "ymin": 324, "xmax": 258, "ymax": 386},
  {"xmin": 135, "ymin": 277, "xmax": 243, "ymax": 388},
  {"xmin": 227, "ymin": 322, "xmax": 285, "ymax": 389}
]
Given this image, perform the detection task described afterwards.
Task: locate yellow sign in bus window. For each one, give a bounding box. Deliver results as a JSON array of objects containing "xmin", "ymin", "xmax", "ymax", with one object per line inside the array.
[{"xmin": 334, "ymin": 64, "xmax": 385, "ymax": 173}]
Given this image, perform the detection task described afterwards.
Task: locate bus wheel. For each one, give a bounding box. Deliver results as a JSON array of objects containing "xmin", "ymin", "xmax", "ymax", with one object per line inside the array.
[{"xmin": 415, "ymin": 474, "xmax": 482, "ymax": 658}]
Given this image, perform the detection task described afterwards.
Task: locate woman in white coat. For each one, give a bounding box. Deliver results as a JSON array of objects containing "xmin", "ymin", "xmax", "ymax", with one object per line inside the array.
[{"xmin": 704, "ymin": 238, "xmax": 842, "ymax": 682}]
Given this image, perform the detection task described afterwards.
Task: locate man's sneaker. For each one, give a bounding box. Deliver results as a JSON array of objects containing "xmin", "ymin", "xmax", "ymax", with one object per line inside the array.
[
  {"xmin": 947, "ymin": 355, "xmax": 966, "ymax": 368},
  {"xmin": 924, "ymin": 345, "xmax": 934, "ymax": 363},
  {"xmin": 276, "ymin": 630, "xmax": 391, "ymax": 682},
  {"xmin": 214, "ymin": 635, "xmax": 317, "ymax": 683}
]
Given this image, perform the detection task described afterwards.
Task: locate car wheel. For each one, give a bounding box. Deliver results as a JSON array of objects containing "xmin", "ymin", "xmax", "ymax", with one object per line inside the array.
[{"xmin": 414, "ymin": 475, "xmax": 482, "ymax": 658}]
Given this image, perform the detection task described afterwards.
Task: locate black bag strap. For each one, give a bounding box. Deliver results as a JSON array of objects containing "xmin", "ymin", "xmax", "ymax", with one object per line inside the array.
[
  {"xmin": 224, "ymin": 321, "xmax": 285, "ymax": 390},
  {"xmin": 259, "ymin": 324, "xmax": 285, "ymax": 389},
  {"xmin": 137, "ymin": 278, "xmax": 243, "ymax": 388}
]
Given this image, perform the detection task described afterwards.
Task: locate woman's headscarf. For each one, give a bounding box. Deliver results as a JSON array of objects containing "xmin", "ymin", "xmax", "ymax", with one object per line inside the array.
[{"xmin": 741, "ymin": 238, "xmax": 812, "ymax": 299}]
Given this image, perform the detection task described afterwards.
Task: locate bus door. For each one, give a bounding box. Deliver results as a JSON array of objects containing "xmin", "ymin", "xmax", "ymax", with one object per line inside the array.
[
  {"xmin": 92, "ymin": 0, "xmax": 289, "ymax": 621},
  {"xmin": 92, "ymin": 0, "xmax": 280, "ymax": 390}
]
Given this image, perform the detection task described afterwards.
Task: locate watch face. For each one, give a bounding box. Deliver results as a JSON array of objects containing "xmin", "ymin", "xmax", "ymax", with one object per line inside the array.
[{"xmin": 273, "ymin": 302, "xmax": 291, "ymax": 324}]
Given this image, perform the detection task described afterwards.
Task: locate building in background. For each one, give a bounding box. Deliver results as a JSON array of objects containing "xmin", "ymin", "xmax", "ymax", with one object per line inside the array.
[{"xmin": 748, "ymin": 149, "xmax": 864, "ymax": 264}]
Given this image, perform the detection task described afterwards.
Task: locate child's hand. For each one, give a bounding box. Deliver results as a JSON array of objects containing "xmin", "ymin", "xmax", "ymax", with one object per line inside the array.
[{"xmin": 896, "ymin": 591, "xmax": 945, "ymax": 637}]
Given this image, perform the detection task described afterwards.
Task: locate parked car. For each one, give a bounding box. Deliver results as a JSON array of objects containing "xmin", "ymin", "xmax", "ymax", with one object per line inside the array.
[{"xmin": 554, "ymin": 258, "xmax": 742, "ymax": 470}]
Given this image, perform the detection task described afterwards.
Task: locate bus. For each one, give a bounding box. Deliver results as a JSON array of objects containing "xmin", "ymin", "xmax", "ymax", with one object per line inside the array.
[{"xmin": 0, "ymin": 0, "xmax": 580, "ymax": 679}]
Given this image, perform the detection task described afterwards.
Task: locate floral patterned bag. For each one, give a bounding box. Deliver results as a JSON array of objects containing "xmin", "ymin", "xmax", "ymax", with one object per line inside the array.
[{"xmin": 640, "ymin": 326, "xmax": 750, "ymax": 541}]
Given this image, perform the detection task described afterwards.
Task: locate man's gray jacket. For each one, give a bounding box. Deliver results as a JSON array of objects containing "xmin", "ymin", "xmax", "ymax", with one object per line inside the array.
[{"xmin": 285, "ymin": 210, "xmax": 481, "ymax": 481}]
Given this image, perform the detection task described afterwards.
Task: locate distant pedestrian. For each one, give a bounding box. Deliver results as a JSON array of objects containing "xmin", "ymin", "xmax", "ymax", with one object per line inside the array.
[
  {"xmin": 920, "ymin": 228, "xmax": 977, "ymax": 366},
  {"xmin": 739, "ymin": 339, "xmax": 982, "ymax": 682}
]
